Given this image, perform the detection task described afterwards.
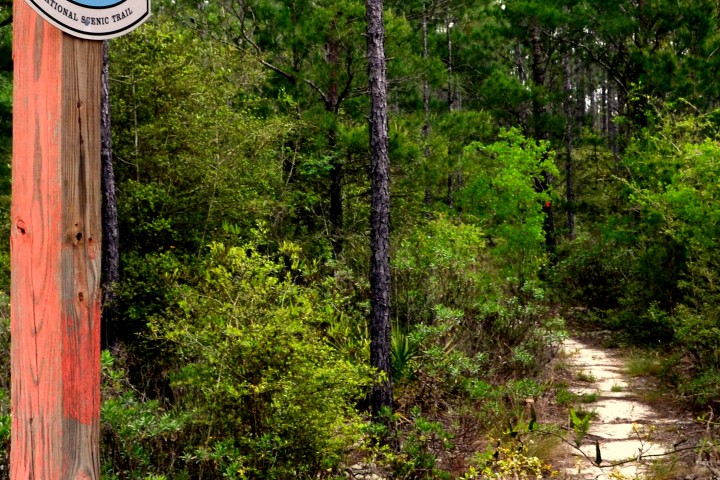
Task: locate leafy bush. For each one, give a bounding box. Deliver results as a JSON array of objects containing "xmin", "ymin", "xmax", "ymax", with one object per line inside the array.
[
  {"xmin": 466, "ymin": 444, "xmax": 556, "ymax": 480},
  {"xmin": 392, "ymin": 407, "xmax": 455, "ymax": 480},
  {"xmin": 394, "ymin": 215, "xmax": 488, "ymax": 327},
  {"xmin": 461, "ymin": 129, "xmax": 558, "ymax": 283},
  {"xmin": 101, "ymin": 351, "xmax": 187, "ymax": 480},
  {"xmin": 548, "ymin": 232, "xmax": 632, "ymax": 313},
  {"xmin": 149, "ymin": 241, "xmax": 373, "ymax": 479}
]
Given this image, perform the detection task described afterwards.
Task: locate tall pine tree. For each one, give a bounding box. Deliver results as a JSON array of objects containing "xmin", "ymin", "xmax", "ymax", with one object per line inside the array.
[{"xmin": 366, "ymin": 0, "xmax": 393, "ymax": 422}]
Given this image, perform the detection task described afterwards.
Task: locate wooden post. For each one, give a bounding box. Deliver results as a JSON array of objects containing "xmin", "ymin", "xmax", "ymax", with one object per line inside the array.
[{"xmin": 11, "ymin": 0, "xmax": 103, "ymax": 477}]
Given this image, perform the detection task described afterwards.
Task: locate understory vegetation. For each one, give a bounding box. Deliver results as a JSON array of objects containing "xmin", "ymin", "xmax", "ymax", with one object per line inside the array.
[{"xmin": 2, "ymin": 0, "xmax": 720, "ymax": 478}]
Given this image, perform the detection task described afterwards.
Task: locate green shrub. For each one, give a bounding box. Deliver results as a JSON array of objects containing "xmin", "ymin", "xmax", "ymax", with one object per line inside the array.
[
  {"xmin": 461, "ymin": 129, "xmax": 558, "ymax": 283},
  {"xmin": 100, "ymin": 350, "xmax": 188, "ymax": 480},
  {"xmin": 679, "ymin": 369, "xmax": 720, "ymax": 407},
  {"xmin": 394, "ymin": 408, "xmax": 455, "ymax": 480},
  {"xmin": 393, "ymin": 215, "xmax": 488, "ymax": 327},
  {"xmin": 149, "ymin": 241, "xmax": 373, "ymax": 479}
]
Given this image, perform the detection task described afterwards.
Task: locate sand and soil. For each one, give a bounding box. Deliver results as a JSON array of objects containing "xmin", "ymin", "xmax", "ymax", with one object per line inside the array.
[{"xmin": 554, "ymin": 336, "xmax": 717, "ymax": 480}]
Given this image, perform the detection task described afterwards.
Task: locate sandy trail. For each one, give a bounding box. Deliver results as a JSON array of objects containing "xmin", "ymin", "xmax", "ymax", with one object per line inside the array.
[{"xmin": 558, "ymin": 338, "xmax": 696, "ymax": 479}]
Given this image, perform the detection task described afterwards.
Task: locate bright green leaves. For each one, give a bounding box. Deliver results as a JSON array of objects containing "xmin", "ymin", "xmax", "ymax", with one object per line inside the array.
[
  {"xmin": 461, "ymin": 129, "xmax": 558, "ymax": 280},
  {"xmin": 568, "ymin": 408, "xmax": 592, "ymax": 448},
  {"xmin": 628, "ymin": 136, "xmax": 720, "ymax": 264},
  {"xmin": 111, "ymin": 16, "xmax": 294, "ymax": 255},
  {"xmin": 394, "ymin": 216, "xmax": 488, "ymax": 326},
  {"xmin": 148, "ymin": 241, "xmax": 372, "ymax": 478}
]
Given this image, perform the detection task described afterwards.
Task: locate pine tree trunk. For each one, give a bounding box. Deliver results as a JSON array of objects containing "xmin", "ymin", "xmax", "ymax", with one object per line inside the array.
[
  {"xmin": 601, "ymin": 80, "xmax": 608, "ymax": 137},
  {"xmin": 366, "ymin": 0, "xmax": 393, "ymax": 422},
  {"xmin": 446, "ymin": 14, "xmax": 454, "ymax": 112},
  {"xmin": 327, "ymin": 19, "xmax": 344, "ymax": 257},
  {"xmin": 563, "ymin": 51, "xmax": 576, "ymax": 241},
  {"xmin": 608, "ymin": 81, "xmax": 619, "ymax": 171},
  {"xmin": 590, "ymin": 67, "xmax": 597, "ymax": 129},
  {"xmin": 101, "ymin": 40, "xmax": 120, "ymax": 351},
  {"xmin": 575, "ymin": 62, "xmax": 586, "ymax": 123},
  {"xmin": 515, "ymin": 42, "xmax": 528, "ymax": 127},
  {"xmin": 422, "ymin": 6, "xmax": 431, "ymax": 207},
  {"xmin": 445, "ymin": 14, "xmax": 456, "ymax": 208}
]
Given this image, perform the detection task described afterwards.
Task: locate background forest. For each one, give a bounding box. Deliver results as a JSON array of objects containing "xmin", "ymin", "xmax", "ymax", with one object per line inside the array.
[{"xmin": 2, "ymin": 0, "xmax": 720, "ymax": 478}]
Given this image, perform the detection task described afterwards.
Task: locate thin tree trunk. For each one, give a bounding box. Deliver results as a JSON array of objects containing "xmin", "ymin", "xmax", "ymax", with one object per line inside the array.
[
  {"xmin": 515, "ymin": 42, "xmax": 528, "ymax": 127},
  {"xmin": 563, "ymin": 51, "xmax": 576, "ymax": 241},
  {"xmin": 575, "ymin": 61, "xmax": 586, "ymax": 123},
  {"xmin": 327, "ymin": 19, "xmax": 344, "ymax": 256},
  {"xmin": 601, "ymin": 80, "xmax": 608, "ymax": 137},
  {"xmin": 101, "ymin": 40, "xmax": 120, "ymax": 351},
  {"xmin": 446, "ymin": 14, "xmax": 454, "ymax": 112},
  {"xmin": 422, "ymin": 5, "xmax": 431, "ymax": 207},
  {"xmin": 445, "ymin": 14, "xmax": 457, "ymax": 208},
  {"xmin": 590, "ymin": 67, "xmax": 597, "ymax": 129},
  {"xmin": 366, "ymin": 0, "xmax": 393, "ymax": 423},
  {"xmin": 608, "ymin": 81, "xmax": 619, "ymax": 171}
]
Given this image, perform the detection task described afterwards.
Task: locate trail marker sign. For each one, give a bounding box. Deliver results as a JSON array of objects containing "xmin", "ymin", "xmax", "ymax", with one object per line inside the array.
[{"xmin": 25, "ymin": 0, "xmax": 150, "ymax": 39}]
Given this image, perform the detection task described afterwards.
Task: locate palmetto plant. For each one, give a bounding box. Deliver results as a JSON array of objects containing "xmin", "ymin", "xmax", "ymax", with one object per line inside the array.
[{"xmin": 391, "ymin": 325, "xmax": 419, "ymax": 381}]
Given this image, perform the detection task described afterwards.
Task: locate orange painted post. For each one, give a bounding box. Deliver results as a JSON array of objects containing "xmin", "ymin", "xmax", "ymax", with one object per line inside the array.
[{"xmin": 11, "ymin": 0, "xmax": 103, "ymax": 477}]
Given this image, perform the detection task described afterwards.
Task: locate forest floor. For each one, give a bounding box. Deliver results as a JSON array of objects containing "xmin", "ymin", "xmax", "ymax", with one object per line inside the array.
[{"xmin": 548, "ymin": 334, "xmax": 718, "ymax": 480}]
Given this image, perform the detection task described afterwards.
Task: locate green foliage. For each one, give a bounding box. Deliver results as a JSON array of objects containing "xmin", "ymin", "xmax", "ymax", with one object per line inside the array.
[
  {"xmin": 149, "ymin": 241, "xmax": 373, "ymax": 479},
  {"xmin": 391, "ymin": 325, "xmax": 419, "ymax": 381},
  {"xmin": 461, "ymin": 129, "xmax": 558, "ymax": 282},
  {"xmin": 394, "ymin": 213, "xmax": 565, "ymax": 382},
  {"xmin": 466, "ymin": 443, "xmax": 556, "ymax": 480},
  {"xmin": 0, "ymin": 293, "xmax": 7, "ymax": 479},
  {"xmin": 392, "ymin": 408, "xmax": 455, "ymax": 480},
  {"xmin": 549, "ymin": 108, "xmax": 720, "ymax": 408},
  {"xmin": 111, "ymin": 17, "xmax": 294, "ymax": 256},
  {"xmin": 101, "ymin": 350, "xmax": 186, "ymax": 480},
  {"xmin": 394, "ymin": 216, "xmax": 488, "ymax": 327},
  {"xmin": 556, "ymin": 388, "xmax": 598, "ymax": 407},
  {"xmin": 5, "ymin": 0, "xmax": 720, "ymax": 476},
  {"xmin": 569, "ymin": 408, "xmax": 592, "ymax": 448}
]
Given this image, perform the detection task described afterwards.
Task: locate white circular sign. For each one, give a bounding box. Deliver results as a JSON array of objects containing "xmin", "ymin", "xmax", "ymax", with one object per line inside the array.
[{"xmin": 25, "ymin": 0, "xmax": 151, "ymax": 40}]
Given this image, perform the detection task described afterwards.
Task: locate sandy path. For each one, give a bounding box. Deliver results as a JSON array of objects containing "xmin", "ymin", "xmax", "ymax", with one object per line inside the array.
[{"xmin": 558, "ymin": 338, "xmax": 696, "ymax": 479}]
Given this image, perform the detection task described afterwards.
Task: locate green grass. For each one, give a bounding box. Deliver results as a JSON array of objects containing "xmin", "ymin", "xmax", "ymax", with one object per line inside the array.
[
  {"xmin": 625, "ymin": 354, "xmax": 662, "ymax": 377},
  {"xmin": 575, "ymin": 370, "xmax": 596, "ymax": 382},
  {"xmin": 611, "ymin": 383, "xmax": 623, "ymax": 392},
  {"xmin": 556, "ymin": 388, "xmax": 575, "ymax": 406},
  {"xmin": 555, "ymin": 388, "xmax": 598, "ymax": 406},
  {"xmin": 579, "ymin": 392, "xmax": 599, "ymax": 403},
  {"xmin": 573, "ymin": 408, "xmax": 599, "ymax": 421}
]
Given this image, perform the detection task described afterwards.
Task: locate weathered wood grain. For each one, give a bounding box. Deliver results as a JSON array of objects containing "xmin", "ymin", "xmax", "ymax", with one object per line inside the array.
[{"xmin": 12, "ymin": 1, "xmax": 102, "ymax": 478}]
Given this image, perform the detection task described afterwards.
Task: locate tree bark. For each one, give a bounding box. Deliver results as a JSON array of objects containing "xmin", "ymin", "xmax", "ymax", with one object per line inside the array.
[
  {"xmin": 563, "ymin": 51, "xmax": 576, "ymax": 240},
  {"xmin": 366, "ymin": 0, "xmax": 393, "ymax": 421},
  {"xmin": 601, "ymin": 80, "xmax": 608, "ymax": 137},
  {"xmin": 590, "ymin": 68, "xmax": 597, "ymax": 129},
  {"xmin": 101, "ymin": 40, "xmax": 121, "ymax": 351},
  {"xmin": 422, "ymin": 5, "xmax": 431, "ymax": 207},
  {"xmin": 327, "ymin": 18, "xmax": 344, "ymax": 257},
  {"xmin": 446, "ymin": 14, "xmax": 455, "ymax": 112},
  {"xmin": 575, "ymin": 61, "xmax": 587, "ymax": 124},
  {"xmin": 515, "ymin": 42, "xmax": 528, "ymax": 127},
  {"xmin": 608, "ymin": 81, "xmax": 620, "ymax": 171}
]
